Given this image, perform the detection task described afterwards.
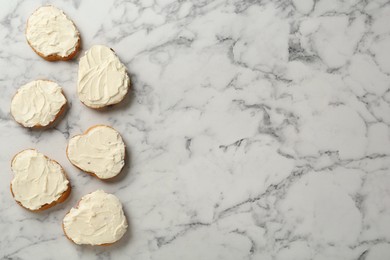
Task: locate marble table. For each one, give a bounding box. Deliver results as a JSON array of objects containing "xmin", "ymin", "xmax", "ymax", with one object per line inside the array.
[{"xmin": 1, "ymin": 0, "xmax": 390, "ymax": 259}]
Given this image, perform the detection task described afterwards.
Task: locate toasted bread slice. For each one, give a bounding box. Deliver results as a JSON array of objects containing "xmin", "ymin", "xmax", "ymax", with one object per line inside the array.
[
  {"xmin": 11, "ymin": 80, "xmax": 67, "ymax": 128},
  {"xmin": 63, "ymin": 190, "xmax": 127, "ymax": 246},
  {"xmin": 66, "ymin": 125, "xmax": 126, "ymax": 180},
  {"xmin": 78, "ymin": 45, "xmax": 130, "ymax": 108},
  {"xmin": 10, "ymin": 149, "xmax": 71, "ymax": 211},
  {"xmin": 26, "ymin": 5, "xmax": 81, "ymax": 61}
]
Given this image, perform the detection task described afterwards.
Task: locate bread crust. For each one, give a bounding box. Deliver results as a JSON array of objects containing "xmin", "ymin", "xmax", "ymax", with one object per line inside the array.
[
  {"xmin": 10, "ymin": 149, "xmax": 71, "ymax": 212},
  {"xmin": 10, "ymin": 80, "xmax": 68, "ymax": 129},
  {"xmin": 66, "ymin": 125, "xmax": 126, "ymax": 181},
  {"xmin": 25, "ymin": 6, "xmax": 81, "ymax": 61}
]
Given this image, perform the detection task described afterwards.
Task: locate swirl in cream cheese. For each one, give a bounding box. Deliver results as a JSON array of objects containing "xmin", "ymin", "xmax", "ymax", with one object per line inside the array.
[
  {"xmin": 67, "ymin": 125, "xmax": 125, "ymax": 179},
  {"xmin": 63, "ymin": 190, "xmax": 128, "ymax": 245},
  {"xmin": 11, "ymin": 149, "xmax": 69, "ymax": 210},
  {"xmin": 11, "ymin": 80, "xmax": 66, "ymax": 127},
  {"xmin": 78, "ymin": 45, "xmax": 130, "ymax": 108},
  {"xmin": 26, "ymin": 5, "xmax": 80, "ymax": 57}
]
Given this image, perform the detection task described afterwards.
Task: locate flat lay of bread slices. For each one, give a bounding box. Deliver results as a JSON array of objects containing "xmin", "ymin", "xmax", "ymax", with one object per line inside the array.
[{"xmin": 9, "ymin": 5, "xmax": 130, "ymax": 246}]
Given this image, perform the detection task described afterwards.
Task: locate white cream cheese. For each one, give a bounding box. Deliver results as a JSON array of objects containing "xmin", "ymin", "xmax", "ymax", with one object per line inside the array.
[
  {"xmin": 67, "ymin": 125, "xmax": 125, "ymax": 179},
  {"xmin": 78, "ymin": 45, "xmax": 130, "ymax": 108},
  {"xmin": 63, "ymin": 190, "xmax": 128, "ymax": 245},
  {"xmin": 11, "ymin": 149, "xmax": 69, "ymax": 210},
  {"xmin": 11, "ymin": 80, "xmax": 67, "ymax": 127},
  {"xmin": 26, "ymin": 5, "xmax": 80, "ymax": 58}
]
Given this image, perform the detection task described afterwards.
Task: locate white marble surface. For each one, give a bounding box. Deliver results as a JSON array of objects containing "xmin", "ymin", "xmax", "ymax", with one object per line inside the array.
[{"xmin": 1, "ymin": 0, "xmax": 390, "ymax": 259}]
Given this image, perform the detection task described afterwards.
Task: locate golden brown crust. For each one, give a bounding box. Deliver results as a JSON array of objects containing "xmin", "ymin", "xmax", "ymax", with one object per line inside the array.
[
  {"xmin": 10, "ymin": 149, "xmax": 71, "ymax": 212},
  {"xmin": 66, "ymin": 125, "xmax": 126, "ymax": 181},
  {"xmin": 62, "ymin": 194, "xmax": 115, "ymax": 246},
  {"xmin": 25, "ymin": 6, "xmax": 81, "ymax": 62},
  {"xmin": 10, "ymin": 79, "xmax": 68, "ymax": 129}
]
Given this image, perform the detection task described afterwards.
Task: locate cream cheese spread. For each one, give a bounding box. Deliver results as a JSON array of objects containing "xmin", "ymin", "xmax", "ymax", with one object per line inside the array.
[
  {"xmin": 11, "ymin": 80, "xmax": 66, "ymax": 127},
  {"xmin": 63, "ymin": 190, "xmax": 128, "ymax": 245},
  {"xmin": 11, "ymin": 149, "xmax": 69, "ymax": 210},
  {"xmin": 78, "ymin": 45, "xmax": 130, "ymax": 108},
  {"xmin": 26, "ymin": 5, "xmax": 80, "ymax": 58},
  {"xmin": 67, "ymin": 125, "xmax": 125, "ymax": 179}
]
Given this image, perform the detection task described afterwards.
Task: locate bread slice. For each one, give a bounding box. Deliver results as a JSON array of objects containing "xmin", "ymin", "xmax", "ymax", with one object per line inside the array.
[
  {"xmin": 66, "ymin": 125, "xmax": 126, "ymax": 180},
  {"xmin": 11, "ymin": 80, "xmax": 67, "ymax": 129},
  {"xmin": 26, "ymin": 5, "xmax": 81, "ymax": 61},
  {"xmin": 10, "ymin": 149, "xmax": 71, "ymax": 211},
  {"xmin": 63, "ymin": 190, "xmax": 128, "ymax": 246},
  {"xmin": 77, "ymin": 45, "xmax": 130, "ymax": 109}
]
